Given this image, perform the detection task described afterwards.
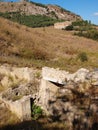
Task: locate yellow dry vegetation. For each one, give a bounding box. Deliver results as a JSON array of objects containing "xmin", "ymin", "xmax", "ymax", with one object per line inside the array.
[{"xmin": 0, "ymin": 17, "xmax": 98, "ymax": 71}]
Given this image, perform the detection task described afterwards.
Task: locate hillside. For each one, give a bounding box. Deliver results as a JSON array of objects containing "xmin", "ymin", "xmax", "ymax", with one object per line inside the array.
[
  {"xmin": 0, "ymin": 17, "xmax": 98, "ymax": 71},
  {"xmin": 0, "ymin": 1, "xmax": 81, "ymax": 21},
  {"xmin": 0, "ymin": 2, "xmax": 98, "ymax": 129}
]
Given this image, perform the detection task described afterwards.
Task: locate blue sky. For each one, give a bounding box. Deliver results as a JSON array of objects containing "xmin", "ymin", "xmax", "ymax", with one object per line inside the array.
[{"xmin": 6, "ymin": 0, "xmax": 98, "ymax": 25}]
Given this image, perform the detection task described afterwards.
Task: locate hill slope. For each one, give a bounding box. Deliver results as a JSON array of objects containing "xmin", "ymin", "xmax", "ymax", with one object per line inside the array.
[
  {"xmin": 0, "ymin": 17, "xmax": 98, "ymax": 71},
  {"xmin": 0, "ymin": 1, "xmax": 81, "ymax": 21}
]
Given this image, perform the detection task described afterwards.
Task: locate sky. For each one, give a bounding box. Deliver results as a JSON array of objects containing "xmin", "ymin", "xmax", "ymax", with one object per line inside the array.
[{"xmin": 5, "ymin": 0, "xmax": 98, "ymax": 25}]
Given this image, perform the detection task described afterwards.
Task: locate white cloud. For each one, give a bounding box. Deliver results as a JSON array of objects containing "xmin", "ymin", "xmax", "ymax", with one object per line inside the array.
[{"xmin": 93, "ymin": 12, "xmax": 98, "ymax": 16}]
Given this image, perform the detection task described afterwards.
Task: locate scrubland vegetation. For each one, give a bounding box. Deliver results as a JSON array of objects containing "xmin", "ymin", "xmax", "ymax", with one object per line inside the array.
[
  {"xmin": 0, "ymin": 12, "xmax": 62, "ymax": 28},
  {"xmin": 0, "ymin": 17, "xmax": 98, "ymax": 72},
  {"xmin": 65, "ymin": 20, "xmax": 98, "ymax": 41}
]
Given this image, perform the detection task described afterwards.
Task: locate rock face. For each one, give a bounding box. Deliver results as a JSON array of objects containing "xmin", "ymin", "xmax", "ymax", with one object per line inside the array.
[
  {"xmin": 39, "ymin": 67, "xmax": 98, "ymax": 130},
  {"xmin": 0, "ymin": 2, "xmax": 82, "ymax": 21}
]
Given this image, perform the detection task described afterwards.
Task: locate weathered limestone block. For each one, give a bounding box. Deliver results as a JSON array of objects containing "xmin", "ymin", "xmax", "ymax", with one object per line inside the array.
[
  {"xmin": 74, "ymin": 68, "xmax": 89, "ymax": 82},
  {"xmin": 42, "ymin": 67, "xmax": 89, "ymax": 84},
  {"xmin": 65, "ymin": 73, "xmax": 76, "ymax": 81},
  {"xmin": 0, "ymin": 95, "xmax": 31, "ymax": 121},
  {"xmin": 42, "ymin": 67, "xmax": 69, "ymax": 84},
  {"xmin": 38, "ymin": 79, "xmax": 58, "ymax": 114},
  {"xmin": 77, "ymin": 81, "xmax": 91, "ymax": 93},
  {"xmin": 90, "ymin": 71, "xmax": 98, "ymax": 85}
]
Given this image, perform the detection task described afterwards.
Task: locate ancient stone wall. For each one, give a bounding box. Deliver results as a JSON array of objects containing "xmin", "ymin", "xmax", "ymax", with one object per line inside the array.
[
  {"xmin": 0, "ymin": 95, "xmax": 31, "ymax": 121},
  {"xmin": 0, "ymin": 64, "xmax": 40, "ymax": 121},
  {"xmin": 54, "ymin": 21, "xmax": 72, "ymax": 29}
]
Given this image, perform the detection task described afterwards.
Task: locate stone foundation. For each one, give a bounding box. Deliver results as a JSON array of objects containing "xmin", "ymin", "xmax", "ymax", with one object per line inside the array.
[{"xmin": 0, "ymin": 95, "xmax": 31, "ymax": 121}]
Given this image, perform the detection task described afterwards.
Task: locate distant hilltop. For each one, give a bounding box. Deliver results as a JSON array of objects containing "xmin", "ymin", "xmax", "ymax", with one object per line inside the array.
[{"xmin": 0, "ymin": 1, "xmax": 82, "ymax": 21}]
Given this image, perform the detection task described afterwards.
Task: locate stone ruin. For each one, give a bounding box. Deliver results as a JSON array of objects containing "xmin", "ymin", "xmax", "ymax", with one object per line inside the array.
[
  {"xmin": 0, "ymin": 95, "xmax": 31, "ymax": 121},
  {"xmin": 54, "ymin": 21, "xmax": 72, "ymax": 29},
  {"xmin": 0, "ymin": 64, "xmax": 39, "ymax": 121},
  {"xmin": 38, "ymin": 67, "xmax": 98, "ymax": 130},
  {"xmin": 0, "ymin": 65, "xmax": 98, "ymax": 129}
]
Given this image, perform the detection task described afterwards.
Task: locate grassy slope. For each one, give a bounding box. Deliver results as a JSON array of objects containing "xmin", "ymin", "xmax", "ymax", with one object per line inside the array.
[{"xmin": 0, "ymin": 17, "xmax": 98, "ymax": 71}]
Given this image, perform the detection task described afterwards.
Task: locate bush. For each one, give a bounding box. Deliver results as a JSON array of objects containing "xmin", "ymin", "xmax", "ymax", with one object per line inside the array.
[
  {"xmin": 31, "ymin": 104, "xmax": 43, "ymax": 120},
  {"xmin": 65, "ymin": 25, "xmax": 73, "ymax": 31},
  {"xmin": 33, "ymin": 48, "xmax": 50, "ymax": 60},
  {"xmin": 75, "ymin": 30, "xmax": 98, "ymax": 41},
  {"xmin": 78, "ymin": 52, "xmax": 88, "ymax": 62},
  {"xmin": 72, "ymin": 20, "xmax": 98, "ymax": 41},
  {"xmin": 72, "ymin": 20, "xmax": 90, "ymax": 26}
]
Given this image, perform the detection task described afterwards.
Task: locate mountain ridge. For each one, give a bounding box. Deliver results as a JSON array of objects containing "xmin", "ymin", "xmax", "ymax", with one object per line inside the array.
[{"xmin": 0, "ymin": 1, "xmax": 82, "ymax": 21}]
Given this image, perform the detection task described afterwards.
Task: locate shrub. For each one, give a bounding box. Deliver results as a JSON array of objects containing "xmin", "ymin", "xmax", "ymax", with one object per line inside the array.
[
  {"xmin": 33, "ymin": 48, "xmax": 50, "ymax": 60},
  {"xmin": 72, "ymin": 20, "xmax": 90, "ymax": 26},
  {"xmin": 31, "ymin": 104, "xmax": 43, "ymax": 120},
  {"xmin": 75, "ymin": 30, "xmax": 98, "ymax": 41},
  {"xmin": 0, "ymin": 12, "xmax": 62, "ymax": 28},
  {"xmin": 72, "ymin": 20, "xmax": 98, "ymax": 41},
  {"xmin": 78, "ymin": 52, "xmax": 88, "ymax": 62},
  {"xmin": 65, "ymin": 25, "xmax": 73, "ymax": 31}
]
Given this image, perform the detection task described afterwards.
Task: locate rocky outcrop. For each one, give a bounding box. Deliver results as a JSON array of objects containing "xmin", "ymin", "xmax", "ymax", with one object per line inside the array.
[{"xmin": 0, "ymin": 2, "xmax": 82, "ymax": 21}]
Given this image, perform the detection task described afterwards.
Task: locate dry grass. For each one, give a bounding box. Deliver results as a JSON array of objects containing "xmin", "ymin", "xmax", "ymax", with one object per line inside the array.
[{"xmin": 0, "ymin": 17, "xmax": 98, "ymax": 71}]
